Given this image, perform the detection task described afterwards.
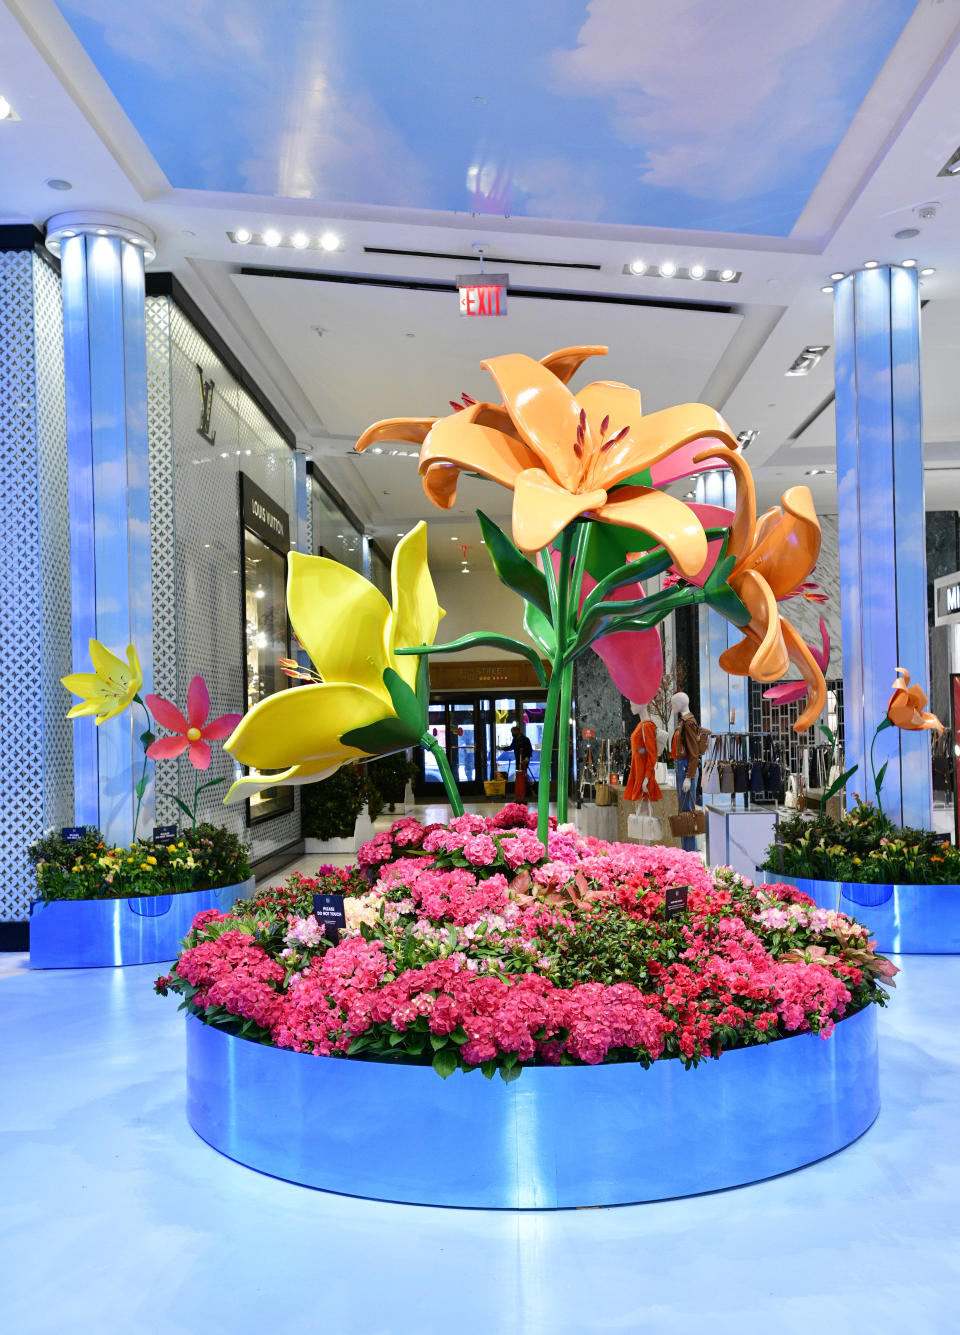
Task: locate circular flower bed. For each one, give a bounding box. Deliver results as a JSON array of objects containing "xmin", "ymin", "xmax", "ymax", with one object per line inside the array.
[{"xmin": 159, "ymin": 807, "xmax": 896, "ymax": 1081}]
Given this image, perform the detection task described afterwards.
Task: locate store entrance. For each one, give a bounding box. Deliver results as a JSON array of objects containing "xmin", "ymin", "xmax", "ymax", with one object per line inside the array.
[{"xmin": 417, "ymin": 693, "xmax": 549, "ymax": 799}]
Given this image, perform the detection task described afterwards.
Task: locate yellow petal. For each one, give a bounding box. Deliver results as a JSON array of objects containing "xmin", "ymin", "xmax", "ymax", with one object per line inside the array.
[
  {"xmin": 225, "ymin": 681, "xmax": 385, "ymax": 772},
  {"xmin": 88, "ymin": 638, "xmax": 132, "ymax": 683},
  {"xmin": 592, "ymin": 487, "xmax": 708, "ymax": 577},
  {"xmin": 512, "ymin": 468, "xmax": 606, "ymax": 554},
  {"xmin": 62, "ymin": 672, "xmax": 114, "ymax": 700},
  {"xmin": 66, "ymin": 700, "xmax": 104, "ymax": 719},
  {"xmin": 286, "ymin": 552, "xmax": 392, "ymax": 702},
  {"xmin": 224, "ymin": 756, "xmax": 342, "ymax": 804},
  {"xmin": 481, "ymin": 353, "xmax": 583, "ymax": 490},
  {"xmin": 385, "ymin": 522, "xmax": 443, "ymax": 692},
  {"xmin": 595, "ymin": 403, "xmax": 739, "ymax": 492},
  {"xmin": 540, "ymin": 345, "xmax": 608, "ymax": 385},
  {"xmin": 126, "ymin": 643, "xmax": 143, "ymax": 691}
]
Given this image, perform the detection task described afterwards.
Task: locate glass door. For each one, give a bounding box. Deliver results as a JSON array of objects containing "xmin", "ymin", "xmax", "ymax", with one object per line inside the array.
[{"xmin": 419, "ymin": 699, "xmax": 483, "ymax": 797}]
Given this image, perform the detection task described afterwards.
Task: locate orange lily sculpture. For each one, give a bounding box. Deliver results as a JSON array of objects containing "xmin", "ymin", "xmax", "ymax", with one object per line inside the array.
[
  {"xmin": 357, "ymin": 345, "xmax": 736, "ymax": 572},
  {"xmin": 887, "ymin": 667, "xmax": 943, "ymax": 733},
  {"xmin": 691, "ymin": 444, "xmax": 827, "ymax": 732}
]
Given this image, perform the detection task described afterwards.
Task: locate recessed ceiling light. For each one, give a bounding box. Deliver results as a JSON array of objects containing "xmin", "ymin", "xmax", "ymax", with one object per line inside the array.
[
  {"xmin": 659, "ymin": 260, "xmax": 677, "ymax": 277},
  {"xmin": 829, "ymin": 272, "xmax": 845, "ymax": 281},
  {"xmin": 319, "ymin": 231, "xmax": 341, "ymax": 251},
  {"xmin": 718, "ymin": 268, "xmax": 737, "ymax": 282},
  {"xmin": 450, "ymin": 536, "xmax": 459, "ymax": 540},
  {"xmin": 920, "ymin": 266, "xmax": 936, "ymax": 276},
  {"xmin": 689, "ymin": 263, "xmax": 705, "ymax": 280},
  {"xmin": 263, "ymin": 228, "xmax": 282, "ymax": 247},
  {"xmin": 901, "ymin": 258, "xmax": 917, "ymax": 267},
  {"xmin": 820, "ymin": 285, "xmax": 834, "ymax": 294},
  {"xmin": 683, "ymin": 490, "xmax": 695, "ymax": 500},
  {"xmin": 805, "ymin": 468, "xmax": 834, "ymax": 476},
  {"xmin": 628, "ymin": 259, "xmax": 647, "ymax": 276},
  {"xmin": 863, "ymin": 260, "xmax": 878, "ymax": 269},
  {"xmin": 291, "ymin": 231, "xmax": 309, "ymax": 249},
  {"xmin": 736, "ymin": 428, "xmax": 759, "ymax": 451},
  {"xmin": 45, "ymin": 178, "xmax": 72, "ymax": 191},
  {"xmin": 96, "ymin": 228, "xmax": 108, "ymax": 235},
  {"xmin": 234, "ymin": 227, "xmax": 251, "ymax": 244}
]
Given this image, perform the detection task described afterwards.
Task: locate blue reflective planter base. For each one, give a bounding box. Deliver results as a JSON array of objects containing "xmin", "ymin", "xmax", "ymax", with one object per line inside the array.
[
  {"xmin": 186, "ymin": 1006, "xmax": 879, "ymax": 1208},
  {"xmin": 29, "ymin": 878, "xmax": 254, "ymax": 969},
  {"xmin": 761, "ymin": 873, "xmax": 960, "ymax": 954}
]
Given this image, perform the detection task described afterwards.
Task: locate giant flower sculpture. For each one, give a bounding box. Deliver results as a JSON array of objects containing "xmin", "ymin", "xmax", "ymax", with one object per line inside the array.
[
  {"xmin": 224, "ymin": 523, "xmax": 462, "ymax": 809},
  {"xmin": 887, "ymin": 667, "xmax": 943, "ymax": 733},
  {"xmin": 691, "ymin": 444, "xmax": 827, "ymax": 732},
  {"xmin": 63, "ymin": 639, "xmax": 143, "ymax": 724},
  {"xmin": 357, "ymin": 345, "xmax": 737, "ymax": 566}
]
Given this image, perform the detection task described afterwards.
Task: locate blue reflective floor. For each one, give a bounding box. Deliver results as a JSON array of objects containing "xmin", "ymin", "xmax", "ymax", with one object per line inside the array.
[{"xmin": 2, "ymin": 952, "xmax": 959, "ymax": 1334}]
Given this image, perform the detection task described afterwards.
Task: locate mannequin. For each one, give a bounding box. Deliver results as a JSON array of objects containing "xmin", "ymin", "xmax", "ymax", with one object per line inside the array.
[
  {"xmin": 624, "ymin": 702, "xmax": 668, "ymax": 802},
  {"xmin": 670, "ymin": 691, "xmax": 701, "ymax": 851}
]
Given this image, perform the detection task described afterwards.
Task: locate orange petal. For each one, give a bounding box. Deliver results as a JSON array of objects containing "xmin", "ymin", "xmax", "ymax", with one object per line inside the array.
[
  {"xmin": 591, "ymin": 486, "xmax": 708, "ymax": 577},
  {"xmin": 540, "ymin": 345, "xmax": 608, "ymax": 385},
  {"xmin": 692, "ymin": 444, "xmax": 756, "ymax": 567},
  {"xmin": 745, "ymin": 486, "xmax": 821, "ymax": 599},
  {"xmin": 421, "ymin": 462, "xmax": 460, "ymax": 509},
  {"xmin": 596, "ymin": 403, "xmax": 739, "ymax": 492},
  {"xmin": 781, "ymin": 618, "xmax": 827, "ymax": 731},
  {"xmin": 481, "ymin": 353, "xmax": 583, "ymax": 489},
  {"xmin": 419, "ymin": 412, "xmax": 536, "ymax": 502},
  {"xmin": 512, "ymin": 469, "xmax": 605, "ymax": 553},
  {"xmin": 718, "ymin": 632, "xmax": 762, "ymax": 676},
  {"xmin": 356, "ymin": 417, "xmax": 436, "ymax": 453},
  {"xmin": 726, "ymin": 570, "xmax": 789, "ymax": 680}
]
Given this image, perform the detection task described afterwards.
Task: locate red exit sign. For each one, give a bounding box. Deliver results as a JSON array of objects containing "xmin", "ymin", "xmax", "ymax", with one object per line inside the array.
[{"xmin": 457, "ymin": 273, "xmax": 509, "ymax": 317}]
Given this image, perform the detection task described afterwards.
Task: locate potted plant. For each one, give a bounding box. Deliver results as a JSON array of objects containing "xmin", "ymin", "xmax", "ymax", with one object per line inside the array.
[{"xmin": 301, "ymin": 764, "xmax": 377, "ymax": 854}]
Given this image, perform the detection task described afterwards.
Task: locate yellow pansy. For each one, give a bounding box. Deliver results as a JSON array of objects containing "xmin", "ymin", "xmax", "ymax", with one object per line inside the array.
[
  {"xmin": 62, "ymin": 639, "xmax": 143, "ymax": 725},
  {"xmin": 224, "ymin": 522, "xmax": 443, "ymax": 802}
]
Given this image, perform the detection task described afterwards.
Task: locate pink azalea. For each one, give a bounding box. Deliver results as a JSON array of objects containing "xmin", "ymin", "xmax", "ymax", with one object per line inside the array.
[
  {"xmin": 145, "ymin": 675, "xmax": 242, "ymax": 771},
  {"xmin": 762, "ymin": 616, "xmax": 830, "ymax": 706}
]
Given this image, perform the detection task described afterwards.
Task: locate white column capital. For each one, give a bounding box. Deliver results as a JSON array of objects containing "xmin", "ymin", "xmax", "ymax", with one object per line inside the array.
[{"xmin": 45, "ymin": 212, "xmax": 156, "ymax": 262}]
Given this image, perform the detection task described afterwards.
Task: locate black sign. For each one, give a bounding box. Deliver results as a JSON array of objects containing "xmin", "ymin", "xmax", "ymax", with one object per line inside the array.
[
  {"xmin": 153, "ymin": 825, "xmax": 178, "ymax": 846},
  {"xmin": 313, "ymin": 893, "xmax": 347, "ymax": 945},
  {"xmin": 241, "ymin": 473, "xmax": 290, "ymax": 553},
  {"xmin": 61, "ymin": 826, "xmax": 85, "ymax": 844},
  {"xmin": 930, "ymin": 831, "xmax": 952, "ymax": 847},
  {"xmin": 664, "ymin": 884, "xmax": 689, "ymax": 921}
]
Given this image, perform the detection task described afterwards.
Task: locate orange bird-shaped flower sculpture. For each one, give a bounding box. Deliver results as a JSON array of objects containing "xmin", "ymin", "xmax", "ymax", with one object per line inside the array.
[
  {"xmin": 356, "ymin": 345, "xmax": 737, "ymax": 575},
  {"xmin": 691, "ymin": 444, "xmax": 826, "ymax": 731},
  {"xmin": 887, "ymin": 666, "xmax": 943, "ymax": 733}
]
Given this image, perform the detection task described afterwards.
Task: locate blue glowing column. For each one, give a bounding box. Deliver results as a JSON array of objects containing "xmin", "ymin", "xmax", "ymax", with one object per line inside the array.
[
  {"xmin": 55, "ymin": 216, "xmax": 155, "ymax": 844},
  {"xmin": 833, "ymin": 266, "xmax": 931, "ymax": 828},
  {"xmin": 697, "ymin": 468, "xmax": 747, "ymax": 738}
]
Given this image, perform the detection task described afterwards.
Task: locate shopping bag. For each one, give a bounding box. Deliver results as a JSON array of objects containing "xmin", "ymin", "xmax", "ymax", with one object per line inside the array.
[
  {"xmin": 638, "ymin": 800, "xmax": 662, "ymax": 842},
  {"xmin": 669, "ymin": 808, "xmax": 706, "ymax": 838}
]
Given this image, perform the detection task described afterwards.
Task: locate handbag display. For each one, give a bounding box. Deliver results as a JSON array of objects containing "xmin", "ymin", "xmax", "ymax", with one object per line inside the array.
[
  {"xmin": 784, "ymin": 774, "xmax": 798, "ymax": 810},
  {"xmin": 654, "ymin": 760, "xmax": 668, "ymax": 786},
  {"xmin": 701, "ymin": 736, "xmax": 721, "ymax": 795},
  {"xmin": 669, "ymin": 807, "xmax": 706, "ymax": 838},
  {"xmin": 594, "ymin": 783, "xmax": 615, "ymax": 807},
  {"xmin": 732, "ymin": 735, "xmax": 750, "ymax": 794},
  {"xmin": 637, "ymin": 799, "xmax": 663, "ymax": 842},
  {"xmin": 749, "ymin": 735, "xmax": 766, "ymax": 794}
]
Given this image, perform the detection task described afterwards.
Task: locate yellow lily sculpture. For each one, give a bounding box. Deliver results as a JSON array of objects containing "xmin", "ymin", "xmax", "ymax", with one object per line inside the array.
[
  {"xmin": 225, "ymin": 522, "xmax": 453, "ymax": 805},
  {"xmin": 62, "ymin": 640, "xmax": 143, "ymax": 724},
  {"xmin": 356, "ymin": 345, "xmax": 737, "ymax": 570}
]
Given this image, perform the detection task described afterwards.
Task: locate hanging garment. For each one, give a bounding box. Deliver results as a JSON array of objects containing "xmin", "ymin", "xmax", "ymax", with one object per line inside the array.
[{"xmin": 624, "ymin": 719, "xmax": 662, "ymax": 801}]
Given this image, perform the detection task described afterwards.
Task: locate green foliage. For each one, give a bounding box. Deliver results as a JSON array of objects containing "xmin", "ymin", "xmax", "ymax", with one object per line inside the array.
[
  {"xmin": 366, "ymin": 752, "xmax": 418, "ymax": 810},
  {"xmin": 301, "ymin": 764, "xmax": 375, "ymax": 841},
  {"xmin": 763, "ymin": 799, "xmax": 960, "ymax": 884},
  {"xmin": 28, "ymin": 822, "xmax": 251, "ymax": 901},
  {"xmin": 476, "ymin": 510, "xmax": 552, "ymax": 620}
]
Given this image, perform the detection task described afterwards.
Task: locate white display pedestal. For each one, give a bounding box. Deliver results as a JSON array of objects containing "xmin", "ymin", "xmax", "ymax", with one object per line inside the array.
[
  {"xmin": 574, "ymin": 801, "xmax": 620, "ymax": 842},
  {"xmin": 705, "ymin": 804, "xmax": 778, "ymax": 879}
]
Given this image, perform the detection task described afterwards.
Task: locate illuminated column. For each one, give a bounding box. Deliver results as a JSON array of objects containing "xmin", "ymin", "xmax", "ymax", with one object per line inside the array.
[
  {"xmin": 697, "ymin": 467, "xmax": 747, "ymax": 737},
  {"xmin": 833, "ymin": 264, "xmax": 931, "ymax": 828},
  {"xmin": 47, "ymin": 213, "xmax": 156, "ymax": 844}
]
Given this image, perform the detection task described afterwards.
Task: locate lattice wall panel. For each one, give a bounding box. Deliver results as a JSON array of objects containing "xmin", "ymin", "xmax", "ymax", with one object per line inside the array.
[{"xmin": 146, "ymin": 297, "xmax": 300, "ymax": 860}]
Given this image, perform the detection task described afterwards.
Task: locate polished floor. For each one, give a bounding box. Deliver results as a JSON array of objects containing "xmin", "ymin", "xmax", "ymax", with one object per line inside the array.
[{"xmin": 3, "ymin": 877, "xmax": 959, "ymax": 1330}]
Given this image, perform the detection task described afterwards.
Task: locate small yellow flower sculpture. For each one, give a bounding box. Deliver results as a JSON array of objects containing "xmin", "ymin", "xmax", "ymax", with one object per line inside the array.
[
  {"xmin": 224, "ymin": 522, "xmax": 455, "ymax": 804},
  {"xmin": 62, "ymin": 640, "xmax": 143, "ymax": 724}
]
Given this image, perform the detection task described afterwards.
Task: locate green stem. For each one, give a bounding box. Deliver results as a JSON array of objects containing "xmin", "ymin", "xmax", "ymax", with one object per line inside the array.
[
  {"xmin": 421, "ymin": 732, "xmax": 465, "ymax": 817},
  {"xmin": 133, "ymin": 698, "xmax": 151, "ymax": 841},
  {"xmin": 538, "ymin": 527, "xmax": 578, "ymax": 842},
  {"xmin": 557, "ymin": 660, "xmax": 574, "ymax": 821},
  {"xmin": 192, "ymin": 765, "xmax": 200, "ymax": 830},
  {"xmin": 869, "ymin": 723, "xmax": 884, "ymax": 818},
  {"xmin": 567, "ymin": 522, "xmax": 591, "ymax": 634},
  {"xmin": 537, "ymin": 662, "xmax": 564, "ymax": 847}
]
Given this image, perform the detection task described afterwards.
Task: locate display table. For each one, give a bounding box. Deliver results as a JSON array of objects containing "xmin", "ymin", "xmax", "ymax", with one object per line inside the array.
[
  {"xmin": 29, "ymin": 877, "xmax": 254, "ymax": 969},
  {"xmin": 706, "ymin": 805, "xmax": 778, "ymax": 879},
  {"xmin": 185, "ymin": 1005, "xmax": 879, "ymax": 1208},
  {"xmin": 761, "ymin": 872, "xmax": 960, "ymax": 954},
  {"xmin": 574, "ymin": 797, "xmax": 620, "ymax": 842}
]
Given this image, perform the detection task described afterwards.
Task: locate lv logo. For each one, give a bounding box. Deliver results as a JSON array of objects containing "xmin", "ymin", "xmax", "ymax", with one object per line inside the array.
[{"xmin": 196, "ymin": 364, "xmax": 216, "ymax": 445}]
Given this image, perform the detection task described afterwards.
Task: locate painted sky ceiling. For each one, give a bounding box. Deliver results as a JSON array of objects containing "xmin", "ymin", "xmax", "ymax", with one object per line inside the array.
[{"xmin": 57, "ymin": 0, "xmax": 916, "ymax": 235}]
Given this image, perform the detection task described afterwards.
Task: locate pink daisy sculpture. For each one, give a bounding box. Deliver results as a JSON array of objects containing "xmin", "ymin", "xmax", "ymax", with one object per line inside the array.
[{"xmin": 145, "ymin": 676, "xmax": 241, "ymax": 771}]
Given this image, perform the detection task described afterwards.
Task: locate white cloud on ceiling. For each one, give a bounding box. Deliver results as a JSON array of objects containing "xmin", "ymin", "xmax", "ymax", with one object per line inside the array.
[
  {"xmin": 512, "ymin": 156, "xmax": 607, "ymax": 221},
  {"xmin": 550, "ymin": 0, "xmax": 888, "ymax": 201}
]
